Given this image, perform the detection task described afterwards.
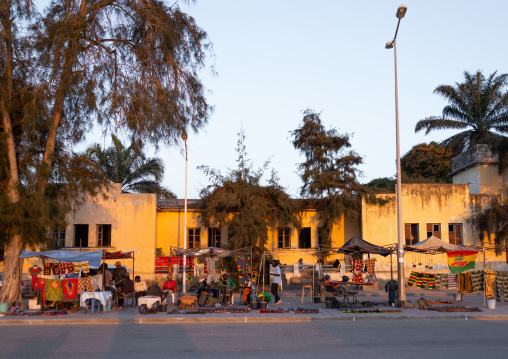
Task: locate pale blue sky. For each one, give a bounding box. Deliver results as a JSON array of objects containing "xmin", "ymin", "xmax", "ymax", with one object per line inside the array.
[{"xmin": 34, "ymin": 0, "xmax": 508, "ymax": 199}]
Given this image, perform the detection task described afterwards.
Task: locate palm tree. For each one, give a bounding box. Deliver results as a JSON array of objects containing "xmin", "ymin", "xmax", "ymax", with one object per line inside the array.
[
  {"xmin": 415, "ymin": 71, "xmax": 508, "ymax": 155},
  {"xmin": 85, "ymin": 135, "xmax": 176, "ymax": 198}
]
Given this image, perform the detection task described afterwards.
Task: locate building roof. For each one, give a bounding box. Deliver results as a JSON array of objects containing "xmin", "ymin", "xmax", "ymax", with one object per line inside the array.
[{"xmin": 157, "ymin": 198, "xmax": 204, "ymax": 211}]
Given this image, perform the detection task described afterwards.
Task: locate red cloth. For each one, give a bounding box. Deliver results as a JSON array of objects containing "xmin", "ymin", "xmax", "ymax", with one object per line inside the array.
[
  {"xmin": 37, "ymin": 278, "xmax": 47, "ymax": 303},
  {"xmin": 63, "ymin": 278, "xmax": 79, "ymax": 299},
  {"xmin": 162, "ymin": 280, "xmax": 175, "ymax": 292}
]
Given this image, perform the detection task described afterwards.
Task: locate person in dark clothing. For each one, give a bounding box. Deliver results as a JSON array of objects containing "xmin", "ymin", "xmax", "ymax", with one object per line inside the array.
[
  {"xmin": 121, "ymin": 274, "xmax": 134, "ymax": 294},
  {"xmin": 112, "ymin": 261, "xmax": 127, "ymax": 287},
  {"xmin": 117, "ymin": 273, "xmax": 134, "ymax": 308}
]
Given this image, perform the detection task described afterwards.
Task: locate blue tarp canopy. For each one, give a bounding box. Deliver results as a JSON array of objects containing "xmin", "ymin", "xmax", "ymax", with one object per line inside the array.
[{"xmin": 20, "ymin": 250, "xmax": 104, "ymax": 267}]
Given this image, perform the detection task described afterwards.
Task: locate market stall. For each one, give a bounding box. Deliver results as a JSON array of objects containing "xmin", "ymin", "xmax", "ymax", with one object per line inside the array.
[
  {"xmin": 169, "ymin": 246, "xmax": 254, "ymax": 305},
  {"xmin": 404, "ymin": 236, "xmax": 507, "ymax": 308},
  {"xmin": 20, "ymin": 249, "xmax": 105, "ymax": 311}
]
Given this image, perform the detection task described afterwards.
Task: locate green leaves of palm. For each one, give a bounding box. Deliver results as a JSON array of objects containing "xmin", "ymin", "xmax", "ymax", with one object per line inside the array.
[
  {"xmin": 415, "ymin": 71, "xmax": 508, "ymax": 154},
  {"xmin": 86, "ymin": 135, "xmax": 175, "ymax": 199}
]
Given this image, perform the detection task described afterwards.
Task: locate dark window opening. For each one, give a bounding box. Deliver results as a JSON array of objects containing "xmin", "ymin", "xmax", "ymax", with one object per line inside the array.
[
  {"xmin": 299, "ymin": 227, "xmax": 311, "ymax": 249},
  {"xmin": 97, "ymin": 224, "xmax": 111, "ymax": 247},
  {"xmin": 74, "ymin": 224, "xmax": 89, "ymax": 248}
]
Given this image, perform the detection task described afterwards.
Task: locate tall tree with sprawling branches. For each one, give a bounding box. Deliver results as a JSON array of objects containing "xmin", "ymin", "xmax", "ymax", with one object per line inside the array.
[
  {"xmin": 291, "ymin": 109, "xmax": 365, "ymax": 246},
  {"xmin": 415, "ymin": 71, "xmax": 508, "ymax": 155},
  {"xmin": 0, "ymin": 0, "xmax": 211, "ymax": 305},
  {"xmin": 199, "ymin": 129, "xmax": 300, "ymax": 260},
  {"xmin": 85, "ymin": 134, "xmax": 176, "ymax": 198}
]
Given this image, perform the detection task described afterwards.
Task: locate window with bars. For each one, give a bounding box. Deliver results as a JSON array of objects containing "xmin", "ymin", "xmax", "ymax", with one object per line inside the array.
[
  {"xmin": 208, "ymin": 228, "xmax": 221, "ymax": 247},
  {"xmin": 188, "ymin": 228, "xmax": 201, "ymax": 249},
  {"xmin": 97, "ymin": 224, "xmax": 111, "ymax": 247},
  {"xmin": 448, "ymin": 224, "xmax": 462, "ymax": 245},
  {"xmin": 277, "ymin": 228, "xmax": 291, "ymax": 248}
]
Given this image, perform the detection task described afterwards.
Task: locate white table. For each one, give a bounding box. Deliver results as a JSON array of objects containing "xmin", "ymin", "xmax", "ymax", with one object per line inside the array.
[
  {"xmin": 80, "ymin": 291, "xmax": 112, "ymax": 313},
  {"xmin": 138, "ymin": 296, "xmax": 161, "ymax": 309}
]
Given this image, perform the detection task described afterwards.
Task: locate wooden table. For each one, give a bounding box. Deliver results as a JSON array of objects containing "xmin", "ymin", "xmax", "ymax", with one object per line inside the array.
[{"xmin": 319, "ymin": 281, "xmax": 373, "ymax": 309}]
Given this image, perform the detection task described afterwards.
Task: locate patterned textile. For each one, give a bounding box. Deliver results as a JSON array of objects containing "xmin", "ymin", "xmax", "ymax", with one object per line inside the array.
[
  {"xmin": 37, "ymin": 278, "xmax": 47, "ymax": 303},
  {"xmin": 350, "ymin": 259, "xmax": 363, "ymax": 284},
  {"xmin": 470, "ymin": 270, "xmax": 484, "ymax": 292},
  {"xmin": 447, "ymin": 274, "xmax": 457, "ymax": 290},
  {"xmin": 485, "ymin": 270, "xmax": 496, "ymax": 300},
  {"xmin": 45, "ymin": 279, "xmax": 64, "ymax": 301},
  {"xmin": 364, "ymin": 259, "xmax": 376, "ymax": 275},
  {"xmin": 458, "ymin": 272, "xmax": 473, "ymax": 294},
  {"xmin": 427, "ymin": 274, "xmax": 436, "ymax": 289},
  {"xmin": 43, "ymin": 262, "xmax": 51, "ymax": 275},
  {"xmin": 434, "ymin": 274, "xmax": 448, "ymax": 289},
  {"xmin": 495, "ymin": 271, "xmax": 508, "ymax": 302},
  {"xmin": 59, "ymin": 262, "xmax": 74, "ymax": 275},
  {"xmin": 77, "ymin": 277, "xmax": 93, "ymax": 294},
  {"xmin": 63, "ymin": 278, "xmax": 79, "ymax": 300},
  {"xmin": 73, "ymin": 261, "xmax": 90, "ymax": 274},
  {"xmin": 408, "ymin": 271, "xmax": 417, "ymax": 286}
]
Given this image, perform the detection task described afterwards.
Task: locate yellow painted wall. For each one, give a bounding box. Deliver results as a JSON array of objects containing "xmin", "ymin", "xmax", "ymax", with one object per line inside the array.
[
  {"xmin": 22, "ymin": 184, "xmax": 158, "ymax": 281},
  {"xmin": 362, "ymin": 183, "xmax": 508, "ymax": 274},
  {"xmin": 156, "ymin": 208, "xmax": 360, "ymax": 266}
]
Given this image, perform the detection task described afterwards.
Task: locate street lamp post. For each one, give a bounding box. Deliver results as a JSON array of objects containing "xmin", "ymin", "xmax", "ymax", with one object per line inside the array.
[
  {"xmin": 386, "ymin": 5, "xmax": 407, "ymax": 304},
  {"xmin": 182, "ymin": 132, "xmax": 188, "ymax": 294}
]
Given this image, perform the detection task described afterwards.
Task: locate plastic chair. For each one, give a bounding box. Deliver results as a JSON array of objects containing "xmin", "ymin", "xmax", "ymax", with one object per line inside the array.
[{"xmin": 116, "ymin": 292, "xmax": 135, "ymax": 308}]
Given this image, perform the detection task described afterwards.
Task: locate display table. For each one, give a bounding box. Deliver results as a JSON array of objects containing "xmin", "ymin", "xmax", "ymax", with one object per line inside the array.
[
  {"xmin": 320, "ymin": 281, "xmax": 373, "ymax": 309},
  {"xmin": 138, "ymin": 296, "xmax": 161, "ymax": 309},
  {"xmin": 80, "ymin": 291, "xmax": 112, "ymax": 313}
]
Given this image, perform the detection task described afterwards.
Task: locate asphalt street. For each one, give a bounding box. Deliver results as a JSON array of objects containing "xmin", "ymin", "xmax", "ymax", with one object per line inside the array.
[{"xmin": 1, "ymin": 320, "xmax": 507, "ymax": 359}]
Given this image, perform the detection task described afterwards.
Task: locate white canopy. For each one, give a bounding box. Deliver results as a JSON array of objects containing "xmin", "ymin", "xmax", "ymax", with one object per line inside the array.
[{"xmin": 405, "ymin": 236, "xmax": 474, "ymax": 253}]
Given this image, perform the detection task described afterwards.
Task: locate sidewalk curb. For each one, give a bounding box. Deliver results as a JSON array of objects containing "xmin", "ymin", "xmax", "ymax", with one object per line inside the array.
[{"xmin": 1, "ymin": 314, "xmax": 507, "ymax": 325}]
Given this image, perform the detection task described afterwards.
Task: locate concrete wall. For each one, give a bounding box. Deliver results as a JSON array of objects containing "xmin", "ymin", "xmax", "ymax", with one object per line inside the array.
[
  {"xmin": 22, "ymin": 184, "xmax": 158, "ymax": 281},
  {"xmin": 362, "ymin": 183, "xmax": 508, "ymax": 276}
]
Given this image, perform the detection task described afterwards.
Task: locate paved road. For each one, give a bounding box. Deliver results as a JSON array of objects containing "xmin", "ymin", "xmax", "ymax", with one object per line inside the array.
[{"xmin": 1, "ymin": 320, "xmax": 507, "ymax": 359}]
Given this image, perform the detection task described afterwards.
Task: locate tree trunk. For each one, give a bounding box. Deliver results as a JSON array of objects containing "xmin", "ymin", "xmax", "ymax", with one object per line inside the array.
[
  {"xmin": 0, "ymin": 237, "xmax": 24, "ymax": 305},
  {"xmin": 0, "ymin": 0, "xmax": 24, "ymax": 306}
]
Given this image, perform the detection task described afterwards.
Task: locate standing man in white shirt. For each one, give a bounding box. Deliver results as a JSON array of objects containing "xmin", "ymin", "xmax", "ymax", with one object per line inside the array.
[{"xmin": 271, "ymin": 260, "xmax": 282, "ymax": 305}]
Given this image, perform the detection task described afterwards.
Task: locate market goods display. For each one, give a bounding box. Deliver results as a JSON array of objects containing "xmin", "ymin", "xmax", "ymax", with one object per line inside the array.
[
  {"xmin": 168, "ymin": 306, "xmax": 251, "ymax": 314},
  {"xmin": 424, "ymin": 306, "xmax": 482, "ymax": 312},
  {"xmin": 258, "ymin": 307, "xmax": 319, "ymax": 314},
  {"xmin": 341, "ymin": 309, "xmax": 403, "ymax": 313}
]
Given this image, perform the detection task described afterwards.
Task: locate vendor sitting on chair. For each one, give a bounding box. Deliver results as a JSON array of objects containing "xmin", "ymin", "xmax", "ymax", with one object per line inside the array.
[
  {"xmin": 219, "ymin": 273, "xmax": 236, "ymax": 303},
  {"xmin": 162, "ymin": 275, "xmax": 176, "ymax": 301}
]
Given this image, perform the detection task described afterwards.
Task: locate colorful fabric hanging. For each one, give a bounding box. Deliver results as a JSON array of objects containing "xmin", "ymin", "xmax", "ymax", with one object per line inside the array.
[
  {"xmin": 447, "ymin": 251, "xmax": 478, "ymax": 274},
  {"xmin": 63, "ymin": 278, "xmax": 79, "ymax": 300},
  {"xmin": 59, "ymin": 262, "xmax": 74, "ymax": 275},
  {"xmin": 350, "ymin": 259, "xmax": 363, "ymax": 284},
  {"xmin": 77, "ymin": 277, "xmax": 93, "ymax": 294},
  {"xmin": 45, "ymin": 279, "xmax": 64, "ymax": 301},
  {"xmin": 37, "ymin": 278, "xmax": 47, "ymax": 303}
]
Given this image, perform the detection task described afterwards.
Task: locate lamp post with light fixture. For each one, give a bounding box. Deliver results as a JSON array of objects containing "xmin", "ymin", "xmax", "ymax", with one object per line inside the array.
[{"xmin": 385, "ymin": 5, "xmax": 407, "ymax": 304}]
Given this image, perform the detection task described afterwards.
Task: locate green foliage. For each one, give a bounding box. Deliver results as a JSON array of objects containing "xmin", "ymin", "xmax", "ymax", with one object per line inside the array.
[
  {"xmin": 156, "ymin": 248, "xmax": 165, "ymax": 257},
  {"xmin": 401, "ymin": 142, "xmax": 453, "ymax": 183},
  {"xmin": 85, "ymin": 134, "xmax": 175, "ymax": 198},
  {"xmin": 365, "ymin": 177, "xmax": 395, "ymax": 192},
  {"xmin": 415, "ymin": 71, "xmax": 508, "ymax": 155},
  {"xmin": 0, "ymin": 0, "xmax": 212, "ymax": 303},
  {"xmin": 291, "ymin": 109, "xmax": 365, "ymax": 245},
  {"xmin": 199, "ymin": 129, "xmax": 300, "ymax": 260}
]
